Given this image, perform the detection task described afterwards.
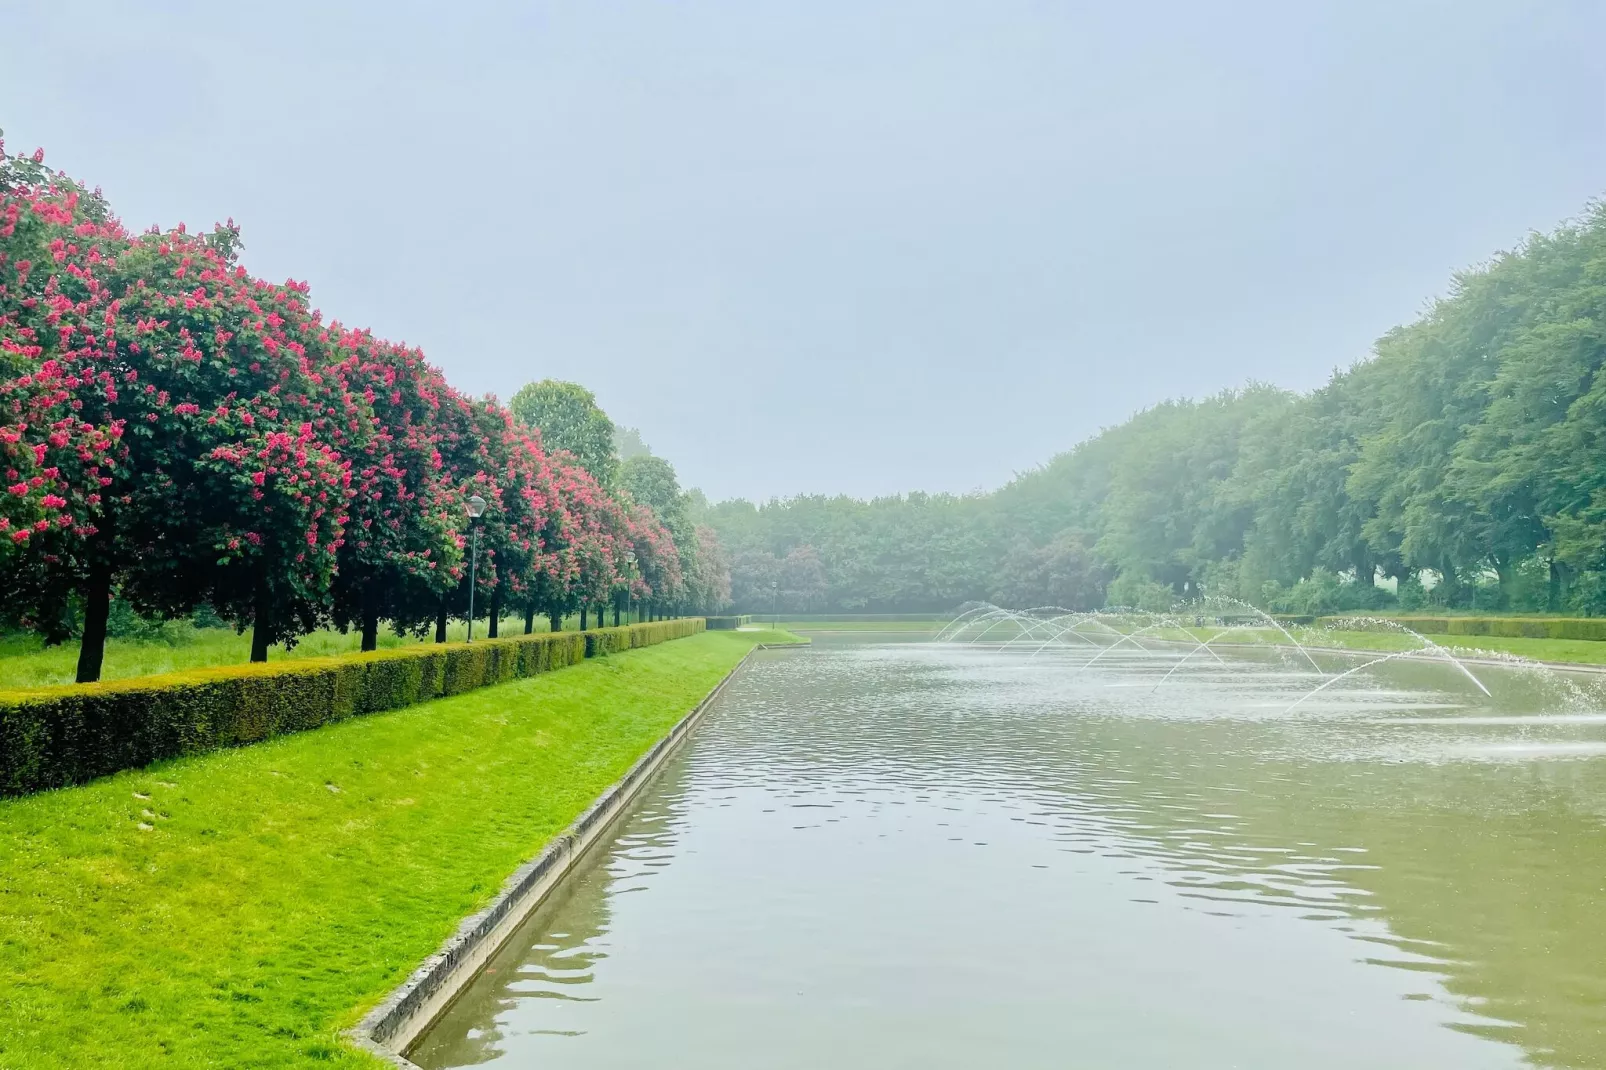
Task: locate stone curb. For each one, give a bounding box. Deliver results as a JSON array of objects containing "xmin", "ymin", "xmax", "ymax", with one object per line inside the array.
[{"xmin": 344, "ymin": 641, "xmax": 794, "ymax": 1067}]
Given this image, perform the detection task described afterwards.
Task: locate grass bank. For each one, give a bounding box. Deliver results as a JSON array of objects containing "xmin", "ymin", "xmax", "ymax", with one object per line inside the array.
[
  {"xmin": 1312, "ymin": 629, "xmax": 1606, "ymax": 667},
  {"xmin": 0, "ymin": 628, "xmax": 800, "ymax": 1069},
  {"xmin": 1166, "ymin": 626, "xmax": 1606, "ymax": 668},
  {"xmin": 0, "ymin": 615, "xmax": 642, "ymax": 690}
]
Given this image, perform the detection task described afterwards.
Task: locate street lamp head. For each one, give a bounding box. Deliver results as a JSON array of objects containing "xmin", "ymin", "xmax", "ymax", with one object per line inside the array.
[{"xmin": 466, "ymin": 494, "xmax": 488, "ymax": 519}]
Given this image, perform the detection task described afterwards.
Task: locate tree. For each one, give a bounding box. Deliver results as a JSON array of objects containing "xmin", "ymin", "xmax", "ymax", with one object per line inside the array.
[
  {"xmin": 990, "ymin": 530, "xmax": 1109, "ymax": 610},
  {"xmin": 325, "ymin": 336, "xmax": 463, "ymax": 650},
  {"xmin": 779, "ymin": 545, "xmax": 828, "ymax": 613},
  {"xmin": 0, "ymin": 147, "xmax": 369, "ymax": 673},
  {"xmin": 618, "ymin": 455, "xmax": 683, "ymax": 523},
  {"xmin": 510, "ymin": 380, "xmax": 617, "ymax": 486},
  {"xmin": 614, "ymin": 425, "xmax": 651, "ymax": 461}
]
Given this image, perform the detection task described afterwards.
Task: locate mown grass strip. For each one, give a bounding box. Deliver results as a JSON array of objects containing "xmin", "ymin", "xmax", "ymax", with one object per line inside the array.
[{"xmin": 0, "ymin": 629, "xmax": 798, "ymax": 1069}]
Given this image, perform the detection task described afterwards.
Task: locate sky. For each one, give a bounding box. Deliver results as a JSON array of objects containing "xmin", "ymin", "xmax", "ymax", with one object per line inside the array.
[{"xmin": 5, "ymin": 1, "xmax": 1605, "ymax": 502}]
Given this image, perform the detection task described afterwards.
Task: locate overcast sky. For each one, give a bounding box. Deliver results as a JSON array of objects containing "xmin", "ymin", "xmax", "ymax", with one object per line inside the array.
[{"xmin": 6, "ymin": 2, "xmax": 1605, "ymax": 502}]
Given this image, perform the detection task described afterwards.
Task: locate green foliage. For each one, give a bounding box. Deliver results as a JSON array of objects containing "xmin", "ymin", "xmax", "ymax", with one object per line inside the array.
[
  {"xmin": 619, "ymin": 455, "xmax": 684, "ymax": 522},
  {"xmin": 1260, "ymin": 568, "xmax": 1395, "ymax": 616},
  {"xmin": 104, "ymin": 599, "xmax": 198, "ymax": 645},
  {"xmin": 1104, "ymin": 573, "xmax": 1178, "ymax": 613},
  {"xmin": 0, "ymin": 619, "xmax": 704, "ymax": 797},
  {"xmin": 614, "ymin": 425, "xmax": 652, "ymax": 461},
  {"xmin": 616, "ymin": 455, "xmax": 731, "ymax": 615},
  {"xmin": 708, "ymin": 199, "xmax": 1606, "ymax": 619},
  {"xmin": 509, "ymin": 380, "xmax": 619, "ymax": 486}
]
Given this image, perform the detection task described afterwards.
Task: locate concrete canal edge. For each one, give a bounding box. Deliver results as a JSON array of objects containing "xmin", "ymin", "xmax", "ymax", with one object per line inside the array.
[{"xmin": 344, "ymin": 641, "xmax": 795, "ymax": 1068}]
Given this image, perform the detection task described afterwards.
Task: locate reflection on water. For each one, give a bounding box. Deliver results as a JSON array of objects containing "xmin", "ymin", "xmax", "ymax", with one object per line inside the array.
[{"xmin": 411, "ymin": 641, "xmax": 1606, "ymax": 1069}]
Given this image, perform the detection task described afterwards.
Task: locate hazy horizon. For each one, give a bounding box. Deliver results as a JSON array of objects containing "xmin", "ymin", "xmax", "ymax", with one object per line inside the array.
[{"xmin": 7, "ymin": 1, "xmax": 1604, "ymax": 502}]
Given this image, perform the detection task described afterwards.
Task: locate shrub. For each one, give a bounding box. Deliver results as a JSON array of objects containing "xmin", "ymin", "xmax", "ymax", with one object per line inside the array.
[
  {"xmin": 703, "ymin": 616, "xmax": 751, "ymax": 630},
  {"xmin": 0, "ymin": 618, "xmax": 705, "ymax": 797},
  {"xmin": 1261, "ymin": 569, "xmax": 1397, "ymax": 616}
]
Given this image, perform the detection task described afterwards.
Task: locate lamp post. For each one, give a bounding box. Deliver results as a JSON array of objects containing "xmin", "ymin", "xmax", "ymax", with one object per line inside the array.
[
  {"xmin": 465, "ymin": 494, "xmax": 487, "ymax": 642},
  {"xmin": 770, "ymin": 580, "xmax": 779, "ymax": 632}
]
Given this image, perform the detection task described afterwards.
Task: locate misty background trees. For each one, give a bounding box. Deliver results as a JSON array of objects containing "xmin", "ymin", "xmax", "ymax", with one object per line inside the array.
[{"xmin": 708, "ymin": 200, "xmax": 1606, "ymax": 617}]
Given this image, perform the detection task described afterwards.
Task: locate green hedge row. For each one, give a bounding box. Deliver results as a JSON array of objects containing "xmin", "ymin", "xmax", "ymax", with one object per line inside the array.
[
  {"xmin": 0, "ymin": 617, "xmax": 706, "ymax": 798},
  {"xmin": 1316, "ymin": 615, "xmax": 1606, "ymax": 641},
  {"xmin": 704, "ymin": 615, "xmax": 752, "ymax": 630}
]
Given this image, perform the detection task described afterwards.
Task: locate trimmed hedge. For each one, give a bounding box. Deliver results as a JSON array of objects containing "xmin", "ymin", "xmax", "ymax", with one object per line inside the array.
[
  {"xmin": 0, "ymin": 617, "xmax": 705, "ymax": 797},
  {"xmin": 704, "ymin": 615, "xmax": 752, "ymax": 630},
  {"xmin": 1316, "ymin": 615, "xmax": 1606, "ymax": 641}
]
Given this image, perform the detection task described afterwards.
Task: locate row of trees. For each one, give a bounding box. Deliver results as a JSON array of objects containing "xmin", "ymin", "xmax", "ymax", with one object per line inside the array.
[
  {"xmin": 0, "ymin": 139, "xmax": 727, "ymax": 682},
  {"xmin": 710, "ymin": 197, "xmax": 1606, "ymax": 617},
  {"xmin": 509, "ymin": 381, "xmax": 731, "ymax": 622}
]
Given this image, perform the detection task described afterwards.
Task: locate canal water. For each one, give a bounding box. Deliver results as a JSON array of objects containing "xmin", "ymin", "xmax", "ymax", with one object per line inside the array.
[{"xmin": 410, "ymin": 638, "xmax": 1606, "ymax": 1069}]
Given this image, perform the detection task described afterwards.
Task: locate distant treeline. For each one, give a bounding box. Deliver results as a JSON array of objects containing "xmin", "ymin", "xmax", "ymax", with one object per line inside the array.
[{"xmin": 710, "ymin": 199, "xmax": 1606, "ymax": 617}]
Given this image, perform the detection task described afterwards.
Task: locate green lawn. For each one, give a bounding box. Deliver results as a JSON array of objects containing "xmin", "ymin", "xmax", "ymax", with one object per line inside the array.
[
  {"xmin": 1314, "ymin": 629, "xmax": 1606, "ymax": 667},
  {"xmin": 773, "ymin": 619, "xmax": 945, "ymax": 632},
  {"xmin": 965, "ymin": 620, "xmax": 1606, "ymax": 668},
  {"xmin": 0, "ymin": 628, "xmax": 799, "ymax": 1069},
  {"xmin": 1161, "ymin": 626, "xmax": 1606, "ymax": 667},
  {"xmin": 0, "ymin": 615, "xmax": 645, "ymax": 690}
]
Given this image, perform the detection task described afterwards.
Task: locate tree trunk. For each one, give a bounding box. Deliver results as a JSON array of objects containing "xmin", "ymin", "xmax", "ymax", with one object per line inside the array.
[
  {"xmin": 580, "ymin": 607, "xmax": 588, "ymax": 630},
  {"xmin": 1493, "ymin": 553, "xmax": 1514, "ymax": 609},
  {"xmin": 1435, "ymin": 558, "xmax": 1459, "ymax": 607},
  {"xmin": 613, "ymin": 603, "xmax": 621, "ymax": 627},
  {"xmin": 1548, "ymin": 555, "xmax": 1565, "ymax": 613},
  {"xmin": 487, "ymin": 587, "xmax": 501, "ymax": 639},
  {"xmin": 524, "ymin": 603, "xmax": 536, "ymax": 634},
  {"xmin": 435, "ymin": 597, "xmax": 448, "ymax": 643},
  {"xmin": 549, "ymin": 611, "xmax": 563, "ymax": 632},
  {"xmin": 75, "ymin": 556, "xmax": 113, "ymax": 684},
  {"xmin": 360, "ymin": 581, "xmax": 379, "ymax": 652},
  {"xmin": 250, "ymin": 565, "xmax": 272, "ymax": 663}
]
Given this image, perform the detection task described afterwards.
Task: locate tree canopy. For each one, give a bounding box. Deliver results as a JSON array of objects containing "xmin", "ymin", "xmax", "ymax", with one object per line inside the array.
[
  {"xmin": 709, "ymin": 198, "xmax": 1606, "ymax": 617},
  {"xmin": 509, "ymin": 379, "xmax": 618, "ymax": 486},
  {"xmin": 0, "ymin": 138, "xmax": 731, "ymax": 679}
]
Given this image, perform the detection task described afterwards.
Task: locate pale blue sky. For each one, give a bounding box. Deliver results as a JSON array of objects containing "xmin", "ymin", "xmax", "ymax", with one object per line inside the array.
[{"xmin": 6, "ymin": 1, "xmax": 1605, "ymax": 501}]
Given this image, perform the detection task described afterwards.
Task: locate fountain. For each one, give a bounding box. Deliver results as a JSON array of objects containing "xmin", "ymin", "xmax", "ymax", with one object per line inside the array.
[{"xmin": 932, "ymin": 600, "xmax": 1602, "ymax": 712}]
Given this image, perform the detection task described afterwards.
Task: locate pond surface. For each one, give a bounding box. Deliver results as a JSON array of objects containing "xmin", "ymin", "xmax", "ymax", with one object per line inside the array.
[{"xmin": 411, "ymin": 638, "xmax": 1606, "ymax": 1069}]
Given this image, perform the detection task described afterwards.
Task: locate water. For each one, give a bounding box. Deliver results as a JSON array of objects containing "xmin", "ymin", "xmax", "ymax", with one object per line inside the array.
[{"xmin": 410, "ymin": 638, "xmax": 1606, "ymax": 1069}]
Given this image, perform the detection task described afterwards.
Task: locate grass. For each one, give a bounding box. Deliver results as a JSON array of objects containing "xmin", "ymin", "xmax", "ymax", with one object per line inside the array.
[
  {"xmin": 1312, "ymin": 629, "xmax": 1606, "ymax": 667},
  {"xmin": 0, "ymin": 614, "xmax": 642, "ymax": 690},
  {"xmin": 773, "ymin": 619, "xmax": 945, "ymax": 632},
  {"xmin": 965, "ymin": 620, "xmax": 1606, "ymax": 668},
  {"xmin": 1152, "ymin": 625, "xmax": 1606, "ymax": 667},
  {"xmin": 0, "ymin": 628, "xmax": 801, "ymax": 1069}
]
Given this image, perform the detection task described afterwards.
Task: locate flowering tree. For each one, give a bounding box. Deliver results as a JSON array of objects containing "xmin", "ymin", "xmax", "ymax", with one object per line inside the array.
[
  {"xmin": 625, "ymin": 501, "xmax": 682, "ymax": 618},
  {"xmin": 0, "ymin": 143, "xmax": 136, "ymax": 674},
  {"xmin": 0, "ymin": 140, "xmax": 703, "ymax": 674},
  {"xmin": 322, "ymin": 334, "xmax": 463, "ymax": 649},
  {"xmin": 0, "ymin": 140, "xmax": 373, "ymax": 670},
  {"xmin": 688, "ymin": 524, "xmax": 733, "ymax": 613},
  {"xmin": 509, "ymin": 379, "xmax": 618, "ymax": 486},
  {"xmin": 102, "ymin": 228, "xmax": 366, "ymax": 662}
]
